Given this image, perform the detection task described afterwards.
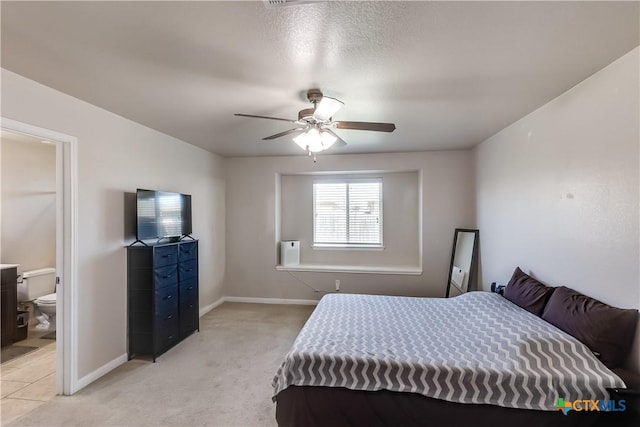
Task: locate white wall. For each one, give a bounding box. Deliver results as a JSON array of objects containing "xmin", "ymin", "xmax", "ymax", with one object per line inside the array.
[
  {"xmin": 226, "ymin": 151, "xmax": 474, "ymax": 299},
  {"xmin": 475, "ymin": 47, "xmax": 639, "ymax": 370},
  {"xmin": 281, "ymin": 171, "xmax": 420, "ymax": 267},
  {"xmin": 1, "ymin": 69, "xmax": 226, "ymax": 383},
  {"xmin": 1, "ymin": 136, "xmax": 56, "ymax": 273}
]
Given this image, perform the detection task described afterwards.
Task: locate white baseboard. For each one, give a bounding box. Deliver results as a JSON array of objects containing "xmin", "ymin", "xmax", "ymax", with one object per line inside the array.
[
  {"xmin": 223, "ymin": 296, "xmax": 319, "ymax": 306},
  {"xmin": 199, "ymin": 296, "xmax": 225, "ymax": 317},
  {"xmin": 74, "ymin": 353, "xmax": 128, "ymax": 393}
]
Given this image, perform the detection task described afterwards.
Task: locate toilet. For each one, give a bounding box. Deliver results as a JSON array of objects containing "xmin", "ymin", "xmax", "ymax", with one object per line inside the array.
[
  {"xmin": 17, "ymin": 267, "xmax": 57, "ymax": 331},
  {"xmin": 34, "ymin": 293, "xmax": 57, "ymax": 331}
]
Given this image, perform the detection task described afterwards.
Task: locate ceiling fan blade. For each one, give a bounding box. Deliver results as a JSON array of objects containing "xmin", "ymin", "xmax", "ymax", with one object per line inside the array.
[
  {"xmin": 325, "ymin": 129, "xmax": 347, "ymax": 147},
  {"xmin": 313, "ymin": 96, "xmax": 344, "ymax": 122},
  {"xmin": 261, "ymin": 128, "xmax": 306, "ymax": 141},
  {"xmin": 234, "ymin": 113, "xmax": 298, "ymax": 123},
  {"xmin": 335, "ymin": 121, "xmax": 396, "ymax": 132}
]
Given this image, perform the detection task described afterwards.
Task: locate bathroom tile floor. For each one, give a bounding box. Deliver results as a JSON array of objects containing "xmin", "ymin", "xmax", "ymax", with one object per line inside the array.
[{"xmin": 0, "ymin": 332, "xmax": 56, "ymax": 425}]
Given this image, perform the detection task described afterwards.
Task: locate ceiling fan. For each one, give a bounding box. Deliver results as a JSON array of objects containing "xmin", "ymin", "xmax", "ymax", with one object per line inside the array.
[{"xmin": 234, "ymin": 89, "xmax": 396, "ymax": 159}]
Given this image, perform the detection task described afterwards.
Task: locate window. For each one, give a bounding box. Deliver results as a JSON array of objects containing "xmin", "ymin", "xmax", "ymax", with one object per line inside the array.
[{"xmin": 313, "ymin": 179, "xmax": 382, "ymax": 247}]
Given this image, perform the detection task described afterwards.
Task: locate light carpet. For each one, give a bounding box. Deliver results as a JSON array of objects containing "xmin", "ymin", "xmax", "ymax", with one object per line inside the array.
[{"xmin": 7, "ymin": 302, "xmax": 314, "ymax": 427}]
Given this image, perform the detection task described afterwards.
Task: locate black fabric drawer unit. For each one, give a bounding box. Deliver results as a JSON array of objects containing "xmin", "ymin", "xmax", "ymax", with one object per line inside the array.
[
  {"xmin": 179, "ymin": 260, "xmax": 198, "ymax": 280},
  {"xmin": 179, "ymin": 241, "xmax": 198, "ymax": 262},
  {"xmin": 154, "ymin": 265, "xmax": 178, "ymax": 288},
  {"xmin": 127, "ymin": 240, "xmax": 199, "ymax": 361},
  {"xmin": 153, "ymin": 245, "xmax": 178, "ymax": 267},
  {"xmin": 179, "ymin": 278, "xmax": 198, "ymax": 310},
  {"xmin": 179, "ymin": 305, "xmax": 199, "ymax": 339},
  {"xmin": 154, "ymin": 285, "xmax": 178, "ymax": 316}
]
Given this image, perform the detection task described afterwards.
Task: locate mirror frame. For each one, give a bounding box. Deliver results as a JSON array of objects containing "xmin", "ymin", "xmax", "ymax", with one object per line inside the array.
[{"xmin": 445, "ymin": 228, "xmax": 479, "ymax": 297}]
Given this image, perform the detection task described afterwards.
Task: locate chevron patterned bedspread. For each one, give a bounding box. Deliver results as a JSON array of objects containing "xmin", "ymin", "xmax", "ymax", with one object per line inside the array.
[{"xmin": 272, "ymin": 292, "xmax": 625, "ymax": 411}]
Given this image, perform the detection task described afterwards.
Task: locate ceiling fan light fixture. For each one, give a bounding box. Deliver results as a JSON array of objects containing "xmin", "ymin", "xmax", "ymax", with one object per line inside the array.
[
  {"xmin": 320, "ymin": 130, "xmax": 337, "ymax": 148},
  {"xmin": 234, "ymin": 87, "xmax": 396, "ymax": 158},
  {"xmin": 313, "ymin": 96, "xmax": 344, "ymax": 121},
  {"xmin": 293, "ymin": 128, "xmax": 337, "ymax": 153}
]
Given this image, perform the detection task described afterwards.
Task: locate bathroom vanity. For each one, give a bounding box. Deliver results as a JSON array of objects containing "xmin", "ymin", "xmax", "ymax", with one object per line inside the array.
[{"xmin": 1, "ymin": 264, "xmax": 19, "ymax": 347}]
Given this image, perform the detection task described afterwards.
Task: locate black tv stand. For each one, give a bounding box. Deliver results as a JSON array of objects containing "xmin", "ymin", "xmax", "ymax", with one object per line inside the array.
[
  {"xmin": 129, "ymin": 240, "xmax": 149, "ymax": 247},
  {"xmin": 180, "ymin": 234, "xmax": 196, "ymax": 241}
]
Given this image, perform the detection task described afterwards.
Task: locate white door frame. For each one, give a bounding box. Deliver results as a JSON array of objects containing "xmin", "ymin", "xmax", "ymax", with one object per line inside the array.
[{"xmin": 1, "ymin": 117, "xmax": 78, "ymax": 395}]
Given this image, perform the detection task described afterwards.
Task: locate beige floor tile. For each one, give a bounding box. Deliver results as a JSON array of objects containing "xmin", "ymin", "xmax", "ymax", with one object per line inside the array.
[
  {"xmin": 0, "ymin": 381, "xmax": 29, "ymax": 398},
  {"xmin": 16, "ymin": 338, "xmax": 56, "ymax": 351},
  {"xmin": 1, "ymin": 345, "xmax": 54, "ymax": 370},
  {"xmin": 7, "ymin": 374, "xmax": 56, "ymax": 402},
  {"xmin": 0, "ymin": 367, "xmax": 19, "ymax": 380},
  {"xmin": 1, "ymin": 355, "xmax": 55, "ymax": 383},
  {"xmin": 0, "ymin": 397, "xmax": 45, "ymax": 425}
]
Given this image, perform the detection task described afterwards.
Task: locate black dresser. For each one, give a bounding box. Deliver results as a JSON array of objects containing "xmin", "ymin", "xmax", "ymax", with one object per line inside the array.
[{"xmin": 127, "ymin": 240, "xmax": 199, "ymax": 361}]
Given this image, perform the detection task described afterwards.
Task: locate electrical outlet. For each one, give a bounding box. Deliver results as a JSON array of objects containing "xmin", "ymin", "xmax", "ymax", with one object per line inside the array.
[{"xmin": 335, "ymin": 279, "xmax": 340, "ymax": 292}]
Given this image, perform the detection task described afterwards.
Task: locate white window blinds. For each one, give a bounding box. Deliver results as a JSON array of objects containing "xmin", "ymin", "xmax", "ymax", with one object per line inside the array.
[{"xmin": 313, "ymin": 180, "xmax": 382, "ymax": 246}]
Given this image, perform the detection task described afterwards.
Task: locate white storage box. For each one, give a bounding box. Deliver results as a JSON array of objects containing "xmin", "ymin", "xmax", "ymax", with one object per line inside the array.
[{"xmin": 280, "ymin": 240, "xmax": 300, "ymax": 266}]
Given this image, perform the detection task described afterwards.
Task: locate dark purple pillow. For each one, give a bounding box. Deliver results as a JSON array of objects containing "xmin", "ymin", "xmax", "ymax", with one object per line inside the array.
[
  {"xmin": 503, "ymin": 267, "xmax": 555, "ymax": 316},
  {"xmin": 541, "ymin": 286, "xmax": 638, "ymax": 368}
]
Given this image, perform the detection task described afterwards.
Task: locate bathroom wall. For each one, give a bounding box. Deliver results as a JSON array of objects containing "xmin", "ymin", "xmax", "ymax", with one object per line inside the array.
[{"xmin": 1, "ymin": 133, "xmax": 56, "ymax": 274}]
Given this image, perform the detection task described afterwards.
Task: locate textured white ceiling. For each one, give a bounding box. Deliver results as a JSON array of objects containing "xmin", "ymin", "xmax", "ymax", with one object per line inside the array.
[{"xmin": 1, "ymin": 1, "xmax": 638, "ymax": 157}]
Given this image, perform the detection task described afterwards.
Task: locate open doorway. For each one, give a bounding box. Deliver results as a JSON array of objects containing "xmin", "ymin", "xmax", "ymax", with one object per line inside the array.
[
  {"xmin": 1, "ymin": 130, "xmax": 58, "ymax": 411},
  {"xmin": 0, "ymin": 118, "xmax": 77, "ymax": 405}
]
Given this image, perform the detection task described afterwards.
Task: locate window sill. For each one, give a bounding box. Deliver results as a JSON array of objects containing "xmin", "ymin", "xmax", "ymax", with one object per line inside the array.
[
  {"xmin": 275, "ymin": 264, "xmax": 422, "ymax": 275},
  {"xmin": 312, "ymin": 244, "xmax": 384, "ymax": 251}
]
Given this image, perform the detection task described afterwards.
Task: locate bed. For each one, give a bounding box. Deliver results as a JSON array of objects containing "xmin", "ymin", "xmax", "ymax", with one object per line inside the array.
[{"xmin": 272, "ymin": 282, "xmax": 639, "ymax": 426}]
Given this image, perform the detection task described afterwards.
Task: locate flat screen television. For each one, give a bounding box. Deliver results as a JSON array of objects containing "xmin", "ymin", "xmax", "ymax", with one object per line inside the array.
[{"xmin": 136, "ymin": 189, "xmax": 192, "ymax": 241}]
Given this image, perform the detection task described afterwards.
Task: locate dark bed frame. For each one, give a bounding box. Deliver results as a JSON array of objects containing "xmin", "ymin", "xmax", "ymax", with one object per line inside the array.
[{"xmin": 275, "ymin": 369, "xmax": 640, "ymax": 427}]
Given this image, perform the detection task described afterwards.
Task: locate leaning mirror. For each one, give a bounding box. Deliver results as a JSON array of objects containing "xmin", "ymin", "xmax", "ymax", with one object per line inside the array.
[{"xmin": 446, "ymin": 229, "xmax": 479, "ymax": 297}]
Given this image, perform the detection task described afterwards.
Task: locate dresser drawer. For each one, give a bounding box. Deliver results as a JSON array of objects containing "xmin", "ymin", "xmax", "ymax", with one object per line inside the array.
[
  {"xmin": 179, "ymin": 278, "xmax": 197, "ymax": 305},
  {"xmin": 153, "ymin": 245, "xmax": 178, "ymax": 268},
  {"xmin": 179, "ymin": 305, "xmax": 199, "ymax": 338},
  {"xmin": 154, "ymin": 265, "xmax": 178, "ymax": 288},
  {"xmin": 179, "ymin": 242, "xmax": 198, "ymax": 262},
  {"xmin": 154, "ymin": 285, "xmax": 178, "ymax": 316},
  {"xmin": 154, "ymin": 316, "xmax": 179, "ymax": 350},
  {"xmin": 179, "ymin": 260, "xmax": 198, "ymax": 280}
]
